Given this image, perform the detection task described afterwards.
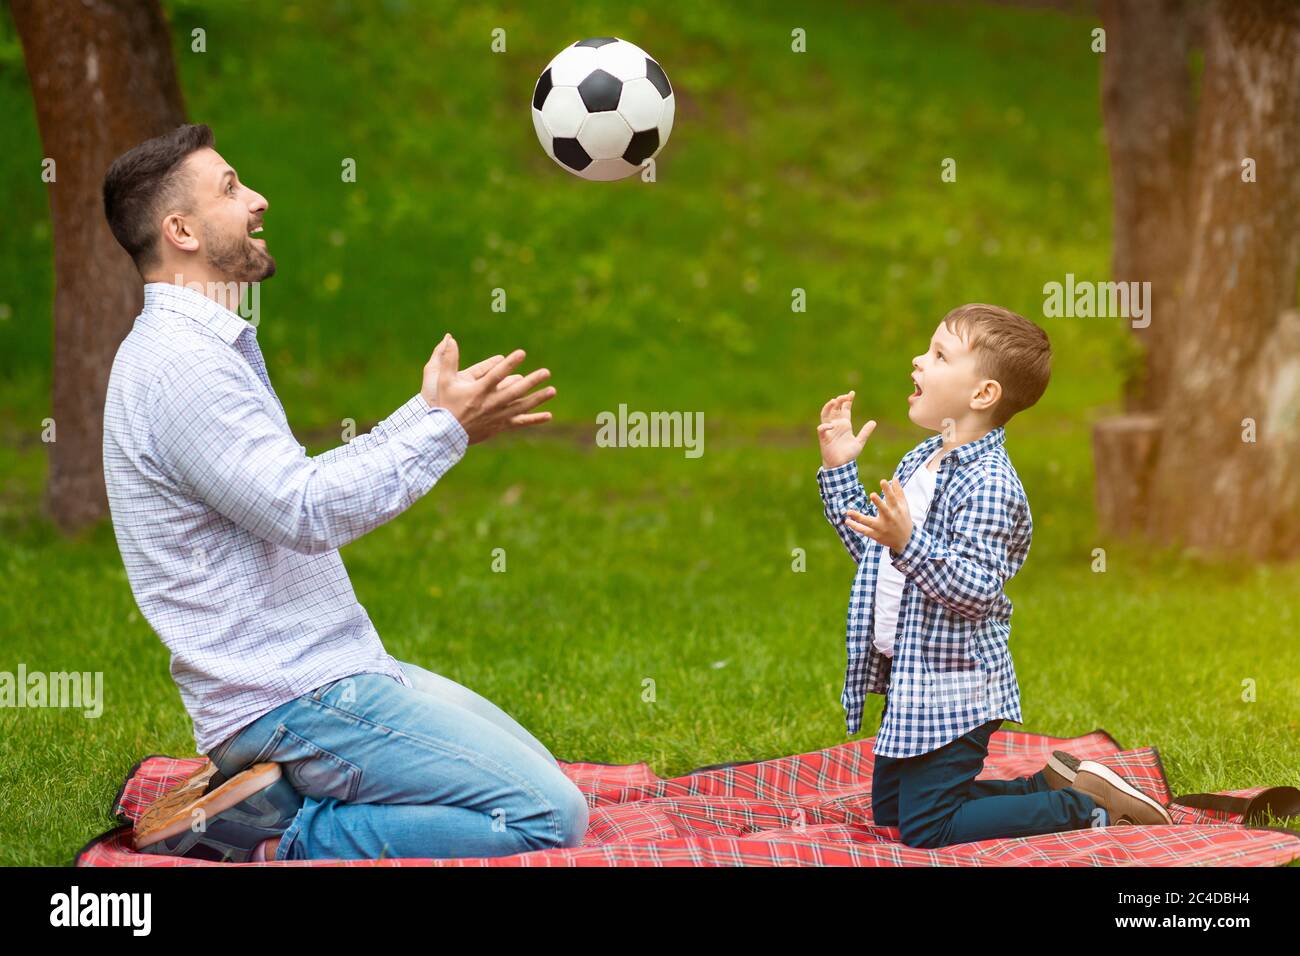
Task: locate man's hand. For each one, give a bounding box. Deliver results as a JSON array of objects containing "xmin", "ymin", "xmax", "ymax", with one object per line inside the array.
[
  {"xmin": 845, "ymin": 477, "xmax": 913, "ymax": 553},
  {"xmin": 817, "ymin": 391, "xmax": 876, "ymax": 468},
  {"xmin": 426, "ymin": 333, "xmax": 555, "ymax": 444},
  {"xmin": 421, "ymin": 337, "xmax": 522, "ymax": 407}
]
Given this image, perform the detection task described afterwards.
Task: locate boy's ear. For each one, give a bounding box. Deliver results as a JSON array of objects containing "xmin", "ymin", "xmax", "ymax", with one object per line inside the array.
[{"xmin": 970, "ymin": 378, "xmax": 1002, "ymax": 414}]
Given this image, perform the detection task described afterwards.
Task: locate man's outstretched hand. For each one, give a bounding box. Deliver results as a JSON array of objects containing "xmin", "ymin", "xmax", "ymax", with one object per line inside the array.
[
  {"xmin": 421, "ymin": 333, "xmax": 555, "ymax": 445},
  {"xmin": 421, "ymin": 336, "xmax": 528, "ymax": 406}
]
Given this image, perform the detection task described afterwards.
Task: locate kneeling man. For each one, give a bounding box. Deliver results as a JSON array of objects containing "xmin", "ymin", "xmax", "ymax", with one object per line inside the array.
[{"xmin": 101, "ymin": 124, "xmax": 585, "ymax": 862}]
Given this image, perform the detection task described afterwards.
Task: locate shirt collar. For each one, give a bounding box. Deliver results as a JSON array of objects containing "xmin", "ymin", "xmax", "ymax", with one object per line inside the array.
[
  {"xmin": 142, "ymin": 281, "xmax": 254, "ymax": 346},
  {"xmin": 927, "ymin": 424, "xmax": 1006, "ymax": 467}
]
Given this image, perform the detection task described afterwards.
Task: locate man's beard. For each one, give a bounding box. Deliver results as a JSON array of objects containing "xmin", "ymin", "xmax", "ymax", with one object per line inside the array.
[{"xmin": 202, "ymin": 220, "xmax": 277, "ymax": 283}]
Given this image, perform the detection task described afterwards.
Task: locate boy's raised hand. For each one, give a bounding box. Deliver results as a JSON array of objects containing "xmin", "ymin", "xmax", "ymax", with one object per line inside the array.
[
  {"xmin": 817, "ymin": 391, "xmax": 876, "ymax": 468},
  {"xmin": 846, "ymin": 477, "xmax": 913, "ymax": 553}
]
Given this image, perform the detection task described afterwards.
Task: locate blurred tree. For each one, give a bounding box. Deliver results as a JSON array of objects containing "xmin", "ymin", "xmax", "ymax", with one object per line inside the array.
[
  {"xmin": 12, "ymin": 0, "xmax": 186, "ymax": 533},
  {"xmin": 1095, "ymin": 0, "xmax": 1300, "ymax": 559}
]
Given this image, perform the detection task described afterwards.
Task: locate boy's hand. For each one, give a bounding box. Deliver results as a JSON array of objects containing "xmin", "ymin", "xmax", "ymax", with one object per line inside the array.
[
  {"xmin": 817, "ymin": 391, "xmax": 876, "ymax": 468},
  {"xmin": 845, "ymin": 478, "xmax": 913, "ymax": 552}
]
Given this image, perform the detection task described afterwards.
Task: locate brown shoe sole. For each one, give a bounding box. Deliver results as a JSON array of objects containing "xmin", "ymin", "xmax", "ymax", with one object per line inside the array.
[
  {"xmin": 133, "ymin": 762, "xmax": 282, "ymax": 849},
  {"xmin": 132, "ymin": 760, "xmax": 220, "ymax": 839},
  {"xmin": 1072, "ymin": 760, "xmax": 1173, "ymax": 826},
  {"xmin": 1042, "ymin": 751, "xmax": 1080, "ymax": 790}
]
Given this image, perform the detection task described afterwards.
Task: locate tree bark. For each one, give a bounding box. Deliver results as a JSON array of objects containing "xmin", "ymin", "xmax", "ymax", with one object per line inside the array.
[
  {"xmin": 1148, "ymin": 0, "xmax": 1300, "ymax": 559},
  {"xmin": 12, "ymin": 0, "xmax": 186, "ymax": 533},
  {"xmin": 1094, "ymin": 0, "xmax": 1300, "ymax": 559},
  {"xmin": 1098, "ymin": 0, "xmax": 1195, "ymax": 413},
  {"xmin": 1091, "ymin": 414, "xmax": 1163, "ymax": 537}
]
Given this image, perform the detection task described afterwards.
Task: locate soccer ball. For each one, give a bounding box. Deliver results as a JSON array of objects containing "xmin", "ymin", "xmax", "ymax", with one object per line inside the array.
[{"xmin": 531, "ymin": 37, "xmax": 675, "ymax": 181}]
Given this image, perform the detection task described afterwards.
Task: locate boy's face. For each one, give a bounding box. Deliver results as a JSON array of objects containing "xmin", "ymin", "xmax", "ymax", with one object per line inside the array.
[{"xmin": 907, "ymin": 320, "xmax": 991, "ymax": 431}]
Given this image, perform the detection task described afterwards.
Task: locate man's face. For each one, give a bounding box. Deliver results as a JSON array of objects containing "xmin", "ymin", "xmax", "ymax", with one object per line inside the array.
[
  {"xmin": 907, "ymin": 320, "xmax": 990, "ymax": 431},
  {"xmin": 182, "ymin": 147, "xmax": 275, "ymax": 282}
]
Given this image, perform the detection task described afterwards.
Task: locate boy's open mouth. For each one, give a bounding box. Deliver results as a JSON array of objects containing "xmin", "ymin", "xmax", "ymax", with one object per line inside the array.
[{"xmin": 910, "ymin": 376, "xmax": 922, "ymax": 401}]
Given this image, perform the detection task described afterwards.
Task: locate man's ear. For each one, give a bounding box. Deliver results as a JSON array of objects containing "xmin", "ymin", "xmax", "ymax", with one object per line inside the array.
[{"xmin": 159, "ymin": 211, "xmax": 200, "ymax": 256}]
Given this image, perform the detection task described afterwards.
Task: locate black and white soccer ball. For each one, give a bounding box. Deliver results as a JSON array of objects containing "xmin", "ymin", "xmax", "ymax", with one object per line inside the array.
[{"xmin": 531, "ymin": 37, "xmax": 675, "ymax": 181}]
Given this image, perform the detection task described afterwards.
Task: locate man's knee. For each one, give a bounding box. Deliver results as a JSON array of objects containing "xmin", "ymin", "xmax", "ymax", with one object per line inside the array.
[
  {"xmin": 556, "ymin": 782, "xmax": 589, "ymax": 848},
  {"xmin": 516, "ymin": 775, "xmax": 589, "ymax": 851}
]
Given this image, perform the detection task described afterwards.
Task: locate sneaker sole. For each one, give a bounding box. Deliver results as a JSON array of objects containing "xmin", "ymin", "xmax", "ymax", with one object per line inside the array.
[
  {"xmin": 1076, "ymin": 760, "xmax": 1172, "ymax": 825},
  {"xmin": 1044, "ymin": 751, "xmax": 1079, "ymax": 788},
  {"xmin": 133, "ymin": 760, "xmax": 220, "ymax": 837},
  {"xmin": 133, "ymin": 762, "xmax": 282, "ymax": 849}
]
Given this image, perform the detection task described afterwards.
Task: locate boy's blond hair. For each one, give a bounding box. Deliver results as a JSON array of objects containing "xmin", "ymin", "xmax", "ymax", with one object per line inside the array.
[{"xmin": 942, "ymin": 303, "xmax": 1051, "ymax": 426}]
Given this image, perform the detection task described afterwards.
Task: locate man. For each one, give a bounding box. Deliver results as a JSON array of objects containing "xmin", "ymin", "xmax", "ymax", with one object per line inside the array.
[{"xmin": 101, "ymin": 124, "xmax": 587, "ymax": 862}]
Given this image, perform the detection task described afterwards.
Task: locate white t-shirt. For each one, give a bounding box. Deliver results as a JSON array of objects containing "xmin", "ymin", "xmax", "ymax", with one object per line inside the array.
[{"xmin": 873, "ymin": 448, "xmax": 943, "ymax": 658}]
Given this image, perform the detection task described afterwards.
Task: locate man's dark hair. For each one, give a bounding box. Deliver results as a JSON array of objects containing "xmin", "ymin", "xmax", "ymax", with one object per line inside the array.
[{"xmin": 103, "ymin": 124, "xmax": 214, "ymax": 273}]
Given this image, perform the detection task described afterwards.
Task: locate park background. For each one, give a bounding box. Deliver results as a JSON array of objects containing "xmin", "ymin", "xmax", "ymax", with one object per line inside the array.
[{"xmin": 1, "ymin": 0, "xmax": 1297, "ymax": 866}]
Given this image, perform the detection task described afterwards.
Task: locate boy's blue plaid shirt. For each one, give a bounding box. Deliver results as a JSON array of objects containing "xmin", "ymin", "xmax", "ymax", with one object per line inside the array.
[{"xmin": 817, "ymin": 425, "xmax": 1029, "ymax": 758}]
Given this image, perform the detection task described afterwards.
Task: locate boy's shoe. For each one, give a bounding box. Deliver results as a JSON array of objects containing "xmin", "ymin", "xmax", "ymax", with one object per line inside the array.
[
  {"xmin": 1042, "ymin": 750, "xmax": 1082, "ymax": 790},
  {"xmin": 1069, "ymin": 760, "xmax": 1173, "ymax": 826},
  {"xmin": 133, "ymin": 762, "xmax": 303, "ymax": 862}
]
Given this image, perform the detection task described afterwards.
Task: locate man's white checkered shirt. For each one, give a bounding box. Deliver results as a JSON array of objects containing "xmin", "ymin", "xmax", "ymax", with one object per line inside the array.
[{"xmin": 103, "ymin": 282, "xmax": 467, "ymax": 755}]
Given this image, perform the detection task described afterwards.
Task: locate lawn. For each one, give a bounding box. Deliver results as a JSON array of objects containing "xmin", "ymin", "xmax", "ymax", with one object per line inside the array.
[{"xmin": 0, "ymin": 0, "xmax": 1296, "ymax": 866}]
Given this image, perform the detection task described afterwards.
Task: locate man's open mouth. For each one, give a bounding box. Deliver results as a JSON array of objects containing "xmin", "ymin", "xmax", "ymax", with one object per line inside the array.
[{"xmin": 249, "ymin": 224, "xmax": 266, "ymax": 246}]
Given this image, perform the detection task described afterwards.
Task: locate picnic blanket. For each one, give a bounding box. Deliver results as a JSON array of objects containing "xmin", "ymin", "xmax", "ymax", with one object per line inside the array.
[{"xmin": 75, "ymin": 727, "xmax": 1300, "ymax": 866}]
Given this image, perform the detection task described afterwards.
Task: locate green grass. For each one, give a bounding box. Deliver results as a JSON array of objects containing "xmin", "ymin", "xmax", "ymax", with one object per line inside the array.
[{"xmin": 0, "ymin": 0, "xmax": 1296, "ymax": 866}]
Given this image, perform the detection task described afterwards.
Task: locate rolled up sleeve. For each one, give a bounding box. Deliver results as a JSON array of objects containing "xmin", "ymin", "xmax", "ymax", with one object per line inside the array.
[
  {"xmin": 888, "ymin": 472, "xmax": 1019, "ymax": 621},
  {"xmin": 148, "ymin": 348, "xmax": 467, "ymax": 555},
  {"xmin": 312, "ymin": 392, "xmax": 438, "ymax": 465},
  {"xmin": 817, "ymin": 460, "xmax": 876, "ymax": 563}
]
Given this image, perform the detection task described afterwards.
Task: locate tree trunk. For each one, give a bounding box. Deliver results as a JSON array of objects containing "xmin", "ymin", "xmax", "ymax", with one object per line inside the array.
[
  {"xmin": 12, "ymin": 0, "xmax": 186, "ymax": 533},
  {"xmin": 1093, "ymin": 0, "xmax": 1300, "ymax": 559},
  {"xmin": 1098, "ymin": 0, "xmax": 1196, "ymax": 414},
  {"xmin": 1091, "ymin": 414, "xmax": 1163, "ymax": 537},
  {"xmin": 1092, "ymin": 0, "xmax": 1195, "ymax": 540},
  {"xmin": 1148, "ymin": 0, "xmax": 1300, "ymax": 559}
]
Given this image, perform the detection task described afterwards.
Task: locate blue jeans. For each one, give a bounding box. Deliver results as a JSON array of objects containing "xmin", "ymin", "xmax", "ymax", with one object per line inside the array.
[
  {"xmin": 871, "ymin": 717, "xmax": 1103, "ymax": 848},
  {"xmin": 205, "ymin": 659, "xmax": 589, "ymax": 861}
]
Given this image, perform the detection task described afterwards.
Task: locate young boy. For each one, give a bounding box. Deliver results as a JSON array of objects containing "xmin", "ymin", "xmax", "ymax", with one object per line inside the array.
[{"xmin": 816, "ymin": 303, "xmax": 1171, "ymax": 848}]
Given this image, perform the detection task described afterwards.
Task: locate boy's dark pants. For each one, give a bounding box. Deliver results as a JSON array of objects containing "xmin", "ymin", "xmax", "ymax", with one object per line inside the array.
[{"xmin": 871, "ymin": 711, "xmax": 1102, "ymax": 848}]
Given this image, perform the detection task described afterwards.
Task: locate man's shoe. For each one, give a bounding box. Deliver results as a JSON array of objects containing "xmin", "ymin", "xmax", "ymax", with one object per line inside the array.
[
  {"xmin": 133, "ymin": 759, "xmax": 221, "ymax": 839},
  {"xmin": 1070, "ymin": 760, "xmax": 1173, "ymax": 826},
  {"xmin": 133, "ymin": 762, "xmax": 303, "ymax": 862},
  {"xmin": 1042, "ymin": 750, "xmax": 1082, "ymax": 790}
]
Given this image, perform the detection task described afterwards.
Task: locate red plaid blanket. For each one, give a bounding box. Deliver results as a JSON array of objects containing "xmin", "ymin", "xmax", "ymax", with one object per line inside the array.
[{"xmin": 76, "ymin": 727, "xmax": 1300, "ymax": 866}]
